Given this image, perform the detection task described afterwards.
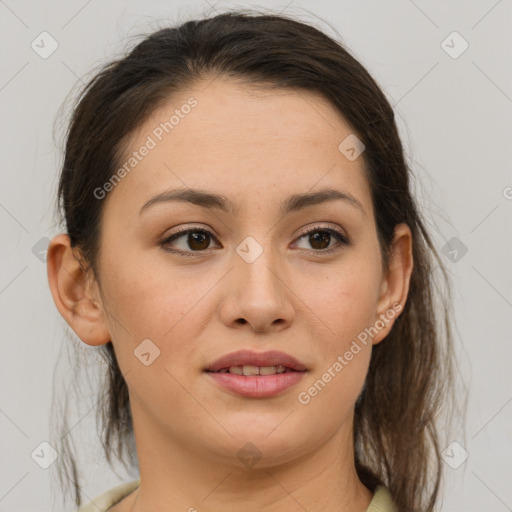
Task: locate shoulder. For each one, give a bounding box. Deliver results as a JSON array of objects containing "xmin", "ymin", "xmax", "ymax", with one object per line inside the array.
[
  {"xmin": 77, "ymin": 479, "xmax": 140, "ymax": 512},
  {"xmin": 366, "ymin": 485, "xmax": 398, "ymax": 512},
  {"xmin": 76, "ymin": 479, "xmax": 393, "ymax": 512}
]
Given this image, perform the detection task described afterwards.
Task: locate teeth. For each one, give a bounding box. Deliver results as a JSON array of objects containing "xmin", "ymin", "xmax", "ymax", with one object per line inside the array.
[
  {"xmin": 219, "ymin": 365, "xmax": 291, "ymax": 375},
  {"xmin": 242, "ymin": 365, "xmax": 260, "ymax": 376}
]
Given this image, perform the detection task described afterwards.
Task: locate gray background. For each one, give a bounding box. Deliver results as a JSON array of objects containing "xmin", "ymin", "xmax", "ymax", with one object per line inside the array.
[{"xmin": 0, "ymin": 0, "xmax": 511, "ymax": 510}]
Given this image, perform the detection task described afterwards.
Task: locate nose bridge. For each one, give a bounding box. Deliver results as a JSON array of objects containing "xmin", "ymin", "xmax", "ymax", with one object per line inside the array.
[
  {"xmin": 221, "ymin": 232, "xmax": 294, "ymax": 331},
  {"xmin": 234, "ymin": 234, "xmax": 283, "ymax": 299}
]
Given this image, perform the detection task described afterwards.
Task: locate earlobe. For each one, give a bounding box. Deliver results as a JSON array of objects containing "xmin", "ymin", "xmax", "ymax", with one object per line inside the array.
[
  {"xmin": 372, "ymin": 223, "xmax": 413, "ymax": 345},
  {"xmin": 46, "ymin": 234, "xmax": 111, "ymax": 346}
]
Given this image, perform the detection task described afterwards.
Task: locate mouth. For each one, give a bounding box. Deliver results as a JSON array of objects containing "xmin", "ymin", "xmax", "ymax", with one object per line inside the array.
[
  {"xmin": 203, "ymin": 350, "xmax": 308, "ymax": 398},
  {"xmin": 204, "ymin": 349, "xmax": 308, "ymax": 373},
  {"xmin": 207, "ymin": 364, "xmax": 302, "ymax": 376}
]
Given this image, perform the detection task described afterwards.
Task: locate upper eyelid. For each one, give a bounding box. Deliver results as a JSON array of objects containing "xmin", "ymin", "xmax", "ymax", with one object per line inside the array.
[{"xmin": 163, "ymin": 222, "xmax": 345, "ymax": 236}]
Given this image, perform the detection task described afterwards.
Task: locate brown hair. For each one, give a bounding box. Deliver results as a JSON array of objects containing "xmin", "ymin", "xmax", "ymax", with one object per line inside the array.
[{"xmin": 52, "ymin": 9, "xmax": 458, "ymax": 511}]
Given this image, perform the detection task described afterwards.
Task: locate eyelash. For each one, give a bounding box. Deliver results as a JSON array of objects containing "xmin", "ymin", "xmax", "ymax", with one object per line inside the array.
[{"xmin": 160, "ymin": 224, "xmax": 349, "ymax": 257}]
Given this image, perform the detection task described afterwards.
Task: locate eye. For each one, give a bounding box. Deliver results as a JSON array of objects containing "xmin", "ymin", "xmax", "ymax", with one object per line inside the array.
[
  {"xmin": 160, "ymin": 226, "xmax": 220, "ymax": 256},
  {"xmin": 160, "ymin": 224, "xmax": 349, "ymax": 257},
  {"xmin": 293, "ymin": 225, "xmax": 349, "ymax": 254}
]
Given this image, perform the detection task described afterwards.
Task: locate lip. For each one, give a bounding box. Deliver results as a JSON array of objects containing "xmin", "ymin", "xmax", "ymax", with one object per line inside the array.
[
  {"xmin": 203, "ymin": 350, "xmax": 308, "ymax": 398},
  {"xmin": 205, "ymin": 371, "xmax": 306, "ymax": 398},
  {"xmin": 204, "ymin": 350, "xmax": 308, "ymax": 373}
]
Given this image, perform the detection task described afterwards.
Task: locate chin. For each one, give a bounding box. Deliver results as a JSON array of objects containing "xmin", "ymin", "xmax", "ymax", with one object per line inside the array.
[{"xmin": 206, "ymin": 419, "xmax": 309, "ymax": 466}]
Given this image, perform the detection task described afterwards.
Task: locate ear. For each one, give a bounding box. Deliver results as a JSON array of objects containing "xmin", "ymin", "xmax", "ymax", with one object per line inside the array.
[
  {"xmin": 372, "ymin": 223, "xmax": 413, "ymax": 345},
  {"xmin": 46, "ymin": 233, "xmax": 111, "ymax": 346}
]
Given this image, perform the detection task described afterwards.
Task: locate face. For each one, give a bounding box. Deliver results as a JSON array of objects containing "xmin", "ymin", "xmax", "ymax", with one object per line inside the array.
[{"xmin": 52, "ymin": 77, "xmax": 411, "ymax": 469}]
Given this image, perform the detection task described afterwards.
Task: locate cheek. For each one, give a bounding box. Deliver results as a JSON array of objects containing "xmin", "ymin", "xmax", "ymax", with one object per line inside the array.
[
  {"xmin": 295, "ymin": 265, "xmax": 378, "ymax": 422},
  {"xmin": 294, "ymin": 343, "xmax": 371, "ymax": 446},
  {"xmin": 99, "ymin": 260, "xmax": 211, "ymax": 414},
  {"xmin": 304, "ymin": 257, "xmax": 382, "ymax": 348},
  {"xmin": 99, "ymin": 250, "xmax": 221, "ymax": 377},
  {"xmin": 100, "ymin": 244, "xmax": 204, "ymax": 330},
  {"xmin": 295, "ymin": 256, "xmax": 380, "ymax": 415}
]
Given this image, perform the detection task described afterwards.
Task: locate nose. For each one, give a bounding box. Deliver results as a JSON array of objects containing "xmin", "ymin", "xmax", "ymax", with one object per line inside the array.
[{"xmin": 219, "ymin": 245, "xmax": 295, "ymax": 334}]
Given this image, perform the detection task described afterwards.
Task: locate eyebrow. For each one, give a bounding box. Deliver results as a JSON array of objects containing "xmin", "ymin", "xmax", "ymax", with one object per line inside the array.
[{"xmin": 139, "ymin": 187, "xmax": 367, "ymax": 218}]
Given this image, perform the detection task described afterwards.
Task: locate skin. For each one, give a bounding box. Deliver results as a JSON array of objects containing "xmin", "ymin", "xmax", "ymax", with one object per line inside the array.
[{"xmin": 47, "ymin": 77, "xmax": 413, "ymax": 512}]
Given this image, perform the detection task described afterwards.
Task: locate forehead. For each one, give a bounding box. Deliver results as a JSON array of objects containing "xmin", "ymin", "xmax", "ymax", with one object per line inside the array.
[{"xmin": 104, "ymin": 77, "xmax": 373, "ymax": 219}]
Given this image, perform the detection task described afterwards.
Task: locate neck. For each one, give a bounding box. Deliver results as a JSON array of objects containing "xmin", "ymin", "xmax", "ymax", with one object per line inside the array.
[{"xmin": 127, "ymin": 401, "xmax": 373, "ymax": 512}]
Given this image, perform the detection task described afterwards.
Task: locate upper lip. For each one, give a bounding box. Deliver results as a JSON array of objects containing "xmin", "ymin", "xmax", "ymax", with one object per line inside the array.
[{"xmin": 205, "ymin": 350, "xmax": 308, "ymax": 372}]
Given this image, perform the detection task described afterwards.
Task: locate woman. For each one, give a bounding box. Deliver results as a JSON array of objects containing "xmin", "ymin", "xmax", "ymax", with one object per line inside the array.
[{"xmin": 47, "ymin": 9, "xmax": 455, "ymax": 512}]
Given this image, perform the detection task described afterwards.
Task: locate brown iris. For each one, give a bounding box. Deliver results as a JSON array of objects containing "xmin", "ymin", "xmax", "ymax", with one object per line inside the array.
[
  {"xmin": 308, "ymin": 231, "xmax": 331, "ymax": 250},
  {"xmin": 186, "ymin": 232, "xmax": 211, "ymax": 251}
]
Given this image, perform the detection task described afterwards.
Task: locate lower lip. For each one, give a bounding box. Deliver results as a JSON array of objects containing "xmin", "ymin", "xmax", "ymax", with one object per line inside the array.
[{"xmin": 204, "ymin": 371, "xmax": 306, "ymax": 398}]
